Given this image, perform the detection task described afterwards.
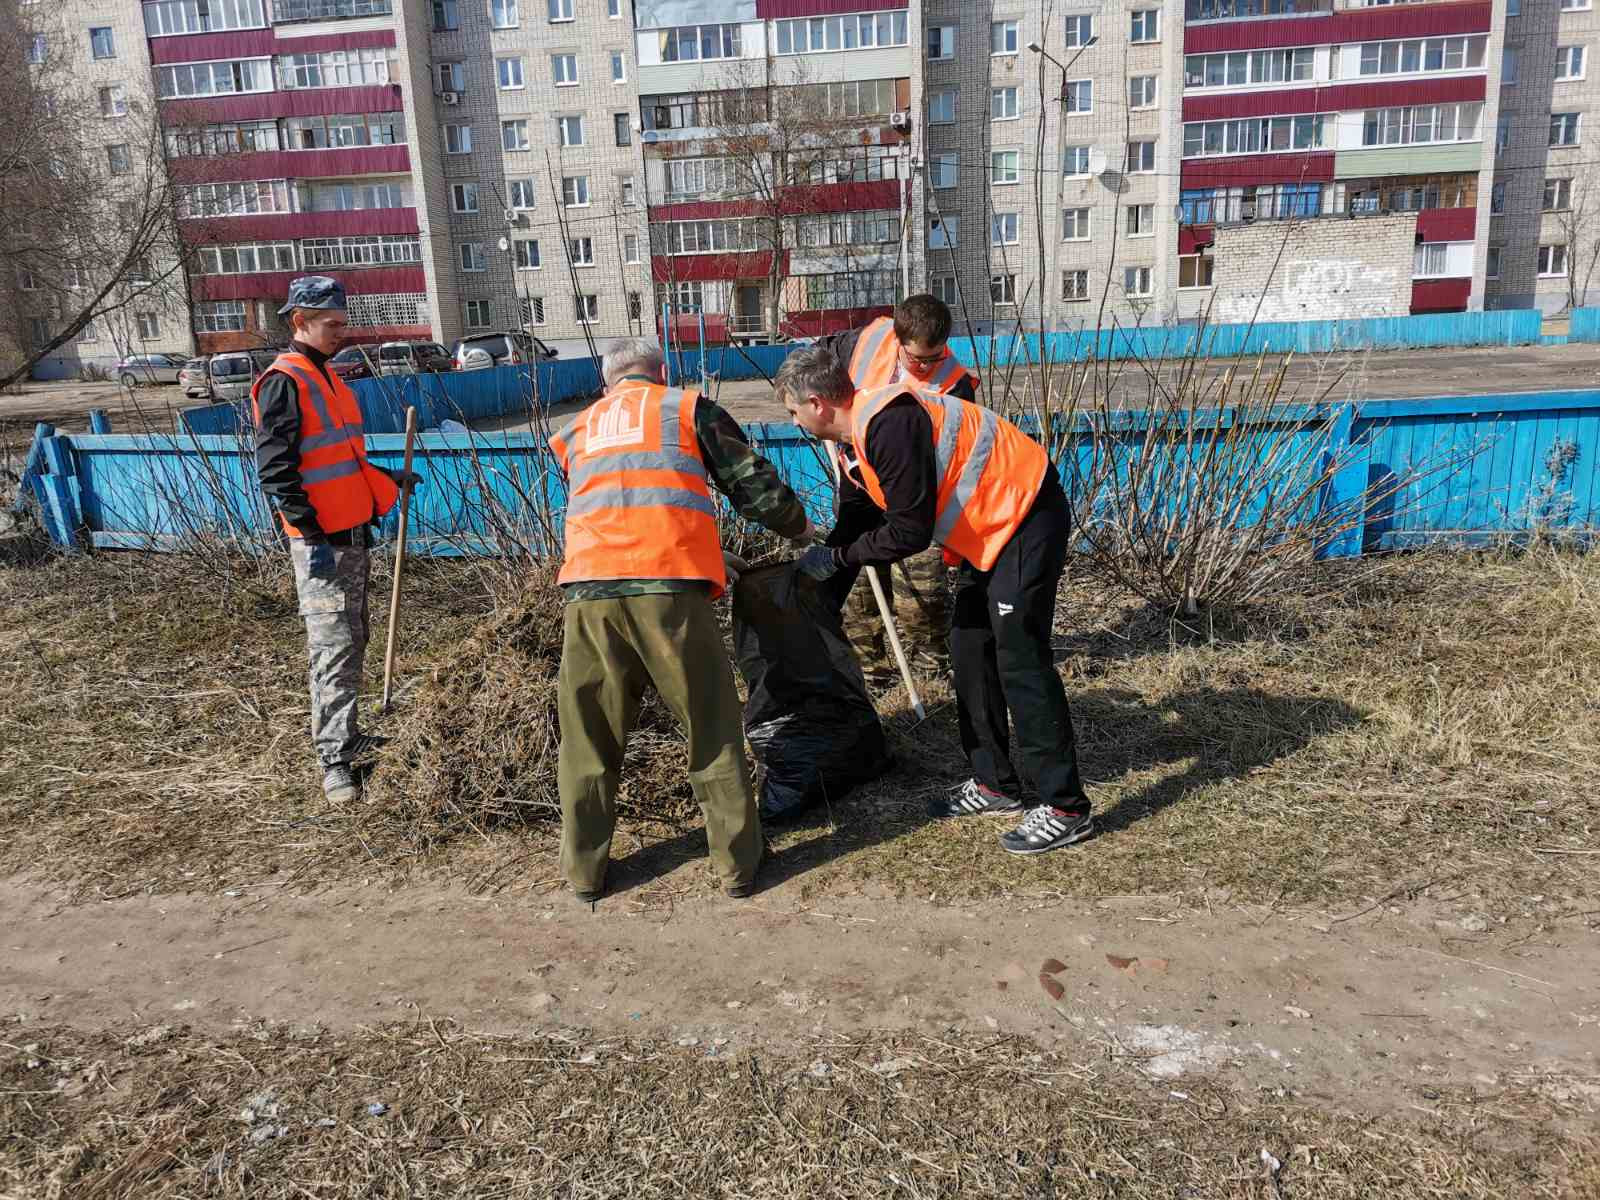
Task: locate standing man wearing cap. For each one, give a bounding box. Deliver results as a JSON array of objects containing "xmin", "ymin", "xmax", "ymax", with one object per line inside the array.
[{"xmin": 251, "ymin": 276, "xmax": 421, "ymax": 803}]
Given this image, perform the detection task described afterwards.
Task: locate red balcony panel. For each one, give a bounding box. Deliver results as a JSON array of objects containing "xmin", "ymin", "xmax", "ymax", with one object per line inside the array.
[
  {"xmin": 1411, "ymin": 276, "xmax": 1471, "ymax": 312},
  {"xmin": 1181, "ymin": 151, "xmax": 1335, "ymax": 188},
  {"xmin": 756, "ymin": 0, "xmax": 905, "ymax": 16},
  {"xmin": 779, "ymin": 305, "xmax": 894, "ymax": 338},
  {"xmin": 1184, "ymin": 0, "xmax": 1490, "ymax": 53},
  {"xmin": 159, "ymin": 83, "xmax": 403, "ymax": 124},
  {"xmin": 652, "ymin": 180, "xmax": 904, "ymax": 222},
  {"xmin": 180, "ymin": 207, "xmax": 421, "ymax": 242},
  {"xmin": 148, "ymin": 27, "xmax": 396, "ymax": 63},
  {"xmin": 1178, "ymin": 225, "xmax": 1216, "ymax": 254},
  {"xmin": 168, "ymin": 145, "xmax": 411, "ymax": 184},
  {"xmin": 661, "ymin": 311, "xmax": 731, "ymax": 345},
  {"xmin": 1416, "ymin": 206, "xmax": 1476, "ymax": 242},
  {"xmin": 192, "ymin": 265, "xmax": 426, "ymax": 302},
  {"xmin": 654, "ymin": 199, "xmax": 768, "ymax": 220},
  {"xmin": 650, "ymin": 252, "xmax": 785, "ymax": 282},
  {"xmin": 1182, "ymin": 74, "xmax": 1484, "ymax": 121}
]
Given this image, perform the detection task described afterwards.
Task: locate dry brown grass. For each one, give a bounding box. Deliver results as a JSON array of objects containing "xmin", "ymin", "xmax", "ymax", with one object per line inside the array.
[
  {"xmin": 0, "ymin": 547, "xmax": 1595, "ymax": 913},
  {"xmin": 2, "ymin": 1020, "xmax": 1595, "ymax": 1199}
]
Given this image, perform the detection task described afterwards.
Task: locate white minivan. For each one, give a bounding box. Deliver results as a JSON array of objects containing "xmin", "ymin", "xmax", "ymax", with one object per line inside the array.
[{"xmin": 207, "ymin": 349, "xmax": 279, "ymax": 402}]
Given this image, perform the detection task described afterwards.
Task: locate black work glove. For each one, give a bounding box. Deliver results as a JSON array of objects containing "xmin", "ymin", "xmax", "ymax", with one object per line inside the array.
[{"xmin": 796, "ymin": 544, "xmax": 843, "ymax": 581}]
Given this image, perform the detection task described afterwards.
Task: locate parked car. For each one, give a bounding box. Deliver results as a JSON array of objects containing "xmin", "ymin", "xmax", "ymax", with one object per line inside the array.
[
  {"xmin": 329, "ymin": 344, "xmax": 375, "ymax": 382},
  {"xmin": 377, "ymin": 340, "xmax": 455, "ymax": 376},
  {"xmin": 206, "ymin": 349, "xmax": 278, "ymax": 402},
  {"xmin": 452, "ymin": 332, "xmax": 558, "ymax": 371},
  {"xmin": 178, "ymin": 356, "xmax": 212, "ymax": 399},
  {"xmin": 116, "ymin": 352, "xmax": 188, "ymax": 388}
]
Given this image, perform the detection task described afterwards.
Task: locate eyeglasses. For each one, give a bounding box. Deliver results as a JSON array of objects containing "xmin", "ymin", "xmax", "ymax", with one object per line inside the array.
[{"xmin": 904, "ymin": 349, "xmax": 948, "ymax": 367}]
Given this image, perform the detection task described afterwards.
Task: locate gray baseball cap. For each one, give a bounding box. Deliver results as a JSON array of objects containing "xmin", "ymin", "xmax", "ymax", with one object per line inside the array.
[{"xmin": 277, "ymin": 275, "xmax": 347, "ymax": 315}]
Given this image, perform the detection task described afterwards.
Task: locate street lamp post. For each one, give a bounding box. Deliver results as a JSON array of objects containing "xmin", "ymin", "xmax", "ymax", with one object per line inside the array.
[{"xmin": 1029, "ymin": 37, "xmax": 1097, "ymax": 335}]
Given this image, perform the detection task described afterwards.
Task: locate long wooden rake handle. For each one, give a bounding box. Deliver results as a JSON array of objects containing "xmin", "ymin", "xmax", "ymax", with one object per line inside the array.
[{"xmin": 381, "ymin": 405, "xmax": 418, "ymax": 712}]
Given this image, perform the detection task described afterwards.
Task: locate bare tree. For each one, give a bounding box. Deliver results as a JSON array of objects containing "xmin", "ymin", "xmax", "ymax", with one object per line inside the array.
[
  {"xmin": 1553, "ymin": 162, "xmax": 1600, "ymax": 311},
  {"xmin": 0, "ymin": 0, "xmax": 194, "ymax": 389}
]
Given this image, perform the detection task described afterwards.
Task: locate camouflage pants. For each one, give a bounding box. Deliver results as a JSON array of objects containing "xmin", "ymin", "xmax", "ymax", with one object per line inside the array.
[
  {"xmin": 289, "ymin": 529, "xmax": 371, "ymax": 769},
  {"xmin": 841, "ymin": 545, "xmax": 953, "ymax": 675}
]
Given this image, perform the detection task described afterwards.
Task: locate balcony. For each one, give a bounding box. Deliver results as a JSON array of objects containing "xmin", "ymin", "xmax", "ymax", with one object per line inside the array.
[
  {"xmin": 1185, "ymin": 0, "xmax": 1332, "ymax": 22},
  {"xmin": 273, "ymin": 0, "xmax": 393, "ymax": 23}
]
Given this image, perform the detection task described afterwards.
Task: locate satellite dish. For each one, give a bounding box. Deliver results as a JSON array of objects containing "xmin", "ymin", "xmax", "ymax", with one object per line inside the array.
[
  {"xmin": 1087, "ymin": 147, "xmax": 1109, "ymax": 176},
  {"xmin": 1173, "ymin": 204, "xmax": 1187, "ymax": 223},
  {"xmin": 496, "ymin": 236, "xmax": 510, "ymax": 252}
]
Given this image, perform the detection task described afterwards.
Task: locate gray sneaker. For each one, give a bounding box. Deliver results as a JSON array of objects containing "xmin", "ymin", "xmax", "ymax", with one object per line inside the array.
[
  {"xmin": 999, "ymin": 805, "xmax": 1094, "ymax": 855},
  {"xmin": 322, "ymin": 764, "xmax": 361, "ymax": 803},
  {"xmin": 932, "ymin": 778, "xmax": 1024, "ymax": 818}
]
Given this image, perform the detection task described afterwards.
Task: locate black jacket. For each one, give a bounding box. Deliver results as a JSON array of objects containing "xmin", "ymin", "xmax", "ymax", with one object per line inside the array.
[{"xmin": 827, "ymin": 395, "xmax": 939, "ymax": 568}]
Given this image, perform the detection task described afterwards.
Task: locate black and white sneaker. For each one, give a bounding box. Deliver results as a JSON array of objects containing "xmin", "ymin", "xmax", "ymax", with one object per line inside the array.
[
  {"xmin": 999, "ymin": 805, "xmax": 1095, "ymax": 855},
  {"xmin": 932, "ymin": 778, "xmax": 1024, "ymax": 818}
]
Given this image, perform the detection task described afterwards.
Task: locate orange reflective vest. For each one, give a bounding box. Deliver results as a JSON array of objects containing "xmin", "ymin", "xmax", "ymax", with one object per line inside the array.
[
  {"xmin": 550, "ymin": 381, "xmax": 726, "ymax": 597},
  {"xmin": 847, "ymin": 381, "xmax": 1049, "ymax": 572},
  {"xmin": 846, "ymin": 315, "xmax": 976, "ymax": 397},
  {"xmin": 250, "ymin": 351, "xmax": 398, "ymax": 538}
]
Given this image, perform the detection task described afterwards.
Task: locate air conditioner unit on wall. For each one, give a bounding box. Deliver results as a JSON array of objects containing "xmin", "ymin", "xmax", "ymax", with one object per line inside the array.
[
  {"xmin": 504, "ymin": 209, "xmax": 519, "ymax": 224},
  {"xmin": 441, "ymin": 90, "xmax": 460, "ymax": 106},
  {"xmin": 889, "ymin": 111, "xmax": 912, "ymax": 132}
]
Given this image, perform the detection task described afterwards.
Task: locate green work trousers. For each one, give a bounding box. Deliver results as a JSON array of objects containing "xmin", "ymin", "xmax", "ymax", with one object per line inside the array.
[{"xmin": 557, "ymin": 591, "xmax": 762, "ymax": 893}]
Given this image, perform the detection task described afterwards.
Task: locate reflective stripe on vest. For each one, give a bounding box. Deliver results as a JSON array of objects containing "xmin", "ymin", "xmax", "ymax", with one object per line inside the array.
[
  {"xmin": 924, "ymin": 353, "xmax": 971, "ymax": 395},
  {"xmin": 301, "ymin": 459, "xmax": 365, "ymax": 486},
  {"xmin": 931, "ymin": 404, "xmax": 1000, "ymax": 547},
  {"xmin": 846, "ymin": 317, "xmax": 897, "ymax": 389}
]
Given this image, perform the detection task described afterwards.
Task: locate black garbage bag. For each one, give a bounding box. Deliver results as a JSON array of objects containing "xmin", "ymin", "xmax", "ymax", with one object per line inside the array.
[{"xmin": 732, "ymin": 561, "xmax": 891, "ymax": 821}]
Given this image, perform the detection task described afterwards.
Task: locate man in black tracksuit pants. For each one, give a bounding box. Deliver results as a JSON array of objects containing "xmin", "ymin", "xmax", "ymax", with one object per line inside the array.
[{"xmin": 781, "ymin": 349, "xmax": 1093, "ymax": 856}]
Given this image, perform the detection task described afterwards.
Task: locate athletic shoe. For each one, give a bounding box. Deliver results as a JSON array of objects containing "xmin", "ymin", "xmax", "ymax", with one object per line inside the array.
[
  {"xmin": 932, "ymin": 778, "xmax": 1024, "ymax": 818},
  {"xmin": 322, "ymin": 764, "xmax": 361, "ymax": 803},
  {"xmin": 999, "ymin": 805, "xmax": 1095, "ymax": 855}
]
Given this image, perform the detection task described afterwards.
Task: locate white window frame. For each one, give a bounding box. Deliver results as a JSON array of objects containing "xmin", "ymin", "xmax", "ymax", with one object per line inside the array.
[
  {"xmin": 1063, "ymin": 145, "xmax": 1091, "ymax": 176},
  {"xmin": 1126, "ymin": 140, "xmax": 1156, "ymax": 173},
  {"xmin": 624, "ymin": 234, "xmax": 640, "ymax": 263},
  {"xmin": 1545, "ymin": 177, "xmax": 1572, "ymax": 211},
  {"xmin": 1062, "ymin": 207, "xmax": 1091, "ymax": 240},
  {"xmin": 990, "ymin": 212, "xmax": 1019, "ymax": 245},
  {"xmin": 991, "ymin": 87, "xmax": 1020, "ymax": 121},
  {"xmin": 1126, "ymin": 203, "xmax": 1155, "ymax": 237},
  {"xmin": 1124, "ymin": 266, "xmax": 1153, "ymax": 297},
  {"xmin": 466, "ymin": 299, "xmax": 493, "ymax": 328},
  {"xmin": 991, "ymin": 150, "xmax": 1020, "ymax": 184},
  {"xmin": 451, "ymin": 182, "xmax": 479, "ymax": 213},
  {"xmin": 1062, "ymin": 269, "xmax": 1089, "ymax": 301},
  {"xmin": 1551, "ymin": 112, "xmax": 1581, "ymax": 146},
  {"xmin": 1130, "ymin": 9, "xmax": 1160, "ymax": 43},
  {"xmin": 502, "ymin": 119, "xmax": 531, "ymax": 152},
  {"xmin": 928, "ymin": 24, "xmax": 955, "ymax": 60},
  {"xmin": 1129, "ymin": 75, "xmax": 1158, "ymax": 110},
  {"xmin": 991, "ymin": 20, "xmax": 1019, "ymax": 55},
  {"xmin": 1502, "ymin": 46, "xmax": 1519, "ymax": 86},
  {"xmin": 1065, "ymin": 14, "xmax": 1093, "ymax": 48},
  {"xmin": 493, "ymin": 0, "xmax": 520, "ymax": 27},
  {"xmin": 1178, "ymin": 254, "xmax": 1215, "ymax": 290},
  {"xmin": 460, "ymin": 242, "xmax": 486, "ymax": 272},
  {"xmin": 89, "ymin": 27, "xmax": 116, "ymax": 59},
  {"xmin": 516, "ymin": 239, "xmax": 542, "ymax": 269},
  {"xmin": 523, "ymin": 296, "xmax": 547, "ymax": 326},
  {"xmin": 929, "ymin": 89, "xmax": 956, "ymax": 125},
  {"xmin": 611, "ymin": 51, "xmax": 626, "ymax": 82},
  {"xmin": 1538, "ymin": 244, "xmax": 1568, "ymax": 276},
  {"xmin": 509, "ymin": 179, "xmax": 536, "ymax": 209},
  {"xmin": 931, "ymin": 275, "xmax": 958, "ymax": 305},
  {"xmin": 445, "ymin": 124, "xmax": 472, "ymax": 154},
  {"xmin": 547, "ymin": 0, "xmax": 572, "ymax": 18},
  {"xmin": 563, "ymin": 175, "xmax": 590, "ymax": 207},
  {"xmin": 552, "ymin": 53, "xmax": 578, "ymax": 85},
  {"xmin": 928, "ymin": 215, "xmax": 958, "ymax": 249},
  {"xmin": 99, "ymin": 85, "xmax": 129, "ymax": 118},
  {"xmin": 1491, "ymin": 181, "xmax": 1506, "ymax": 213},
  {"xmin": 930, "ymin": 153, "xmax": 958, "ymax": 188},
  {"xmin": 1413, "ymin": 242, "xmax": 1448, "ymax": 277},
  {"xmin": 1557, "ymin": 46, "xmax": 1586, "ymax": 81},
  {"xmin": 497, "ymin": 56, "xmax": 524, "ymax": 89},
  {"xmin": 1561, "ymin": 0, "xmax": 1590, "ymax": 11},
  {"xmin": 1065, "ymin": 80, "xmax": 1092, "ymax": 114},
  {"xmin": 569, "ymin": 236, "xmax": 596, "ymax": 266},
  {"xmin": 557, "ymin": 115, "xmax": 584, "ymax": 146},
  {"xmin": 575, "ymin": 293, "xmax": 600, "ymax": 324},
  {"xmin": 990, "ymin": 273, "xmax": 1017, "ymax": 305}
]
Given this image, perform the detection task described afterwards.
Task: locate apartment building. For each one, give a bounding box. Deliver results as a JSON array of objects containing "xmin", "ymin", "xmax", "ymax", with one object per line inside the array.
[{"xmin": 19, "ymin": 0, "xmax": 1600, "ymax": 368}]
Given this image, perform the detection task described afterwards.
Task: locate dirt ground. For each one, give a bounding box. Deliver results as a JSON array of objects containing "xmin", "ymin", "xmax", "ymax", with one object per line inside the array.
[{"xmin": 1, "ymin": 549, "xmax": 1597, "ymax": 1195}]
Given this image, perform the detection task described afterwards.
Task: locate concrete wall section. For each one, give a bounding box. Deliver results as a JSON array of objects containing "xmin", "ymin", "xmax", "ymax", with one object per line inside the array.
[{"xmin": 1208, "ymin": 213, "xmax": 1418, "ymax": 324}]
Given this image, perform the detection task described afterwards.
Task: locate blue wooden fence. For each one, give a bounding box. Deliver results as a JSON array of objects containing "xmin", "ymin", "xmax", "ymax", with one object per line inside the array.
[{"xmin": 15, "ymin": 389, "xmax": 1600, "ymax": 559}]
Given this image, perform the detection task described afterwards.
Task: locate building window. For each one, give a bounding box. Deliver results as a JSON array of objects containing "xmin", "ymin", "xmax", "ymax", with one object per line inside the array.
[
  {"xmin": 18, "ymin": 269, "xmax": 38, "ymax": 291},
  {"xmin": 1497, "ymin": 115, "xmax": 1511, "ymax": 152},
  {"xmin": 548, "ymin": 0, "xmax": 572, "ymax": 17},
  {"xmin": 1129, "ymin": 76, "xmax": 1157, "ymax": 109},
  {"xmin": 991, "ymin": 87, "xmax": 1019, "ymax": 120},
  {"xmin": 665, "ymin": 157, "xmax": 730, "ymax": 199},
  {"xmin": 1183, "ymin": 114, "xmax": 1330, "ymax": 157},
  {"xmin": 1065, "ymin": 80, "xmax": 1092, "ymax": 113},
  {"xmin": 99, "ymin": 86, "xmax": 128, "ymax": 117},
  {"xmin": 107, "ymin": 144, "xmax": 132, "ymax": 175},
  {"xmin": 614, "ymin": 113, "xmax": 631, "ymax": 146},
  {"xmin": 929, "ymin": 89, "xmax": 955, "ymax": 124},
  {"xmin": 1126, "ymin": 204, "xmax": 1155, "ymax": 236},
  {"xmin": 503, "ymin": 119, "xmax": 531, "ymax": 151},
  {"xmin": 516, "ymin": 239, "xmax": 542, "ymax": 269},
  {"xmin": 1561, "ymin": 0, "xmax": 1590, "ymax": 11},
  {"xmin": 1486, "ymin": 246, "xmax": 1502, "ymax": 278},
  {"xmin": 29, "ymin": 318, "xmax": 51, "ymax": 348},
  {"xmin": 552, "ymin": 54, "xmax": 578, "ymax": 84},
  {"xmin": 932, "ymin": 275, "xmax": 958, "ymax": 305},
  {"xmin": 451, "ymin": 183, "xmax": 479, "ymax": 212},
  {"xmin": 522, "ymin": 296, "xmax": 546, "ymax": 326},
  {"xmin": 1502, "ymin": 47, "xmax": 1519, "ymax": 85},
  {"xmin": 459, "ymin": 242, "xmax": 485, "ymax": 272},
  {"xmin": 509, "ymin": 179, "xmax": 536, "ymax": 209},
  {"xmin": 625, "ymin": 234, "xmax": 640, "ymax": 263},
  {"xmin": 1557, "ymin": 46, "xmax": 1586, "ymax": 81},
  {"xmin": 445, "ymin": 124, "xmax": 472, "ymax": 154},
  {"xmin": 930, "ymin": 153, "xmax": 958, "ymax": 188},
  {"xmin": 90, "ymin": 27, "xmax": 116, "ymax": 59},
  {"xmin": 1062, "ymin": 269, "xmax": 1089, "ymax": 301},
  {"xmin": 196, "ymin": 242, "xmax": 296, "ymax": 274},
  {"xmin": 1065, "ymin": 14, "xmax": 1093, "ymax": 47},
  {"xmin": 1491, "ymin": 181, "xmax": 1506, "ymax": 213},
  {"xmin": 928, "ymin": 215, "xmax": 958, "ymax": 249},
  {"xmin": 157, "ymin": 58, "xmax": 273, "ymax": 98},
  {"xmin": 467, "ymin": 300, "xmax": 492, "ymax": 328},
  {"xmin": 1356, "ymin": 36, "xmax": 1487, "ymax": 77},
  {"xmin": 26, "ymin": 35, "xmax": 46, "ymax": 64},
  {"xmin": 627, "ymin": 290, "xmax": 642, "ymax": 320},
  {"xmin": 1545, "ymin": 178, "xmax": 1572, "ymax": 211},
  {"xmin": 990, "ymin": 274, "xmax": 1017, "ymax": 305},
  {"xmin": 991, "ymin": 150, "xmax": 1020, "ymax": 184},
  {"xmin": 1413, "ymin": 243, "xmax": 1448, "ymax": 277},
  {"xmin": 79, "ymin": 321, "xmax": 100, "ymax": 344},
  {"xmin": 1130, "ymin": 9, "xmax": 1160, "ymax": 42},
  {"xmin": 1186, "ymin": 48, "xmax": 1314, "ymax": 88},
  {"xmin": 1124, "ymin": 266, "xmax": 1152, "ymax": 297},
  {"xmin": 1539, "ymin": 244, "xmax": 1568, "ymax": 276},
  {"xmin": 990, "ymin": 212, "xmax": 1019, "ymax": 245},
  {"xmin": 438, "ymin": 62, "xmax": 464, "ymax": 92},
  {"xmin": 301, "ymin": 235, "xmax": 422, "ymax": 268},
  {"xmin": 576, "ymin": 294, "xmax": 600, "ymax": 323},
  {"xmin": 659, "ymin": 24, "xmax": 742, "ymax": 61},
  {"xmin": 569, "ymin": 236, "xmax": 594, "ymax": 266},
  {"xmin": 991, "ymin": 20, "xmax": 1019, "ymax": 55},
  {"xmin": 194, "ymin": 301, "xmax": 247, "ymax": 333},
  {"xmin": 498, "ymin": 57, "xmax": 524, "ymax": 89},
  {"xmin": 611, "ymin": 51, "xmax": 626, "ymax": 82},
  {"xmin": 493, "ymin": 0, "xmax": 520, "ymax": 26},
  {"xmin": 928, "ymin": 25, "xmax": 955, "ymax": 60},
  {"xmin": 1063, "ymin": 145, "xmax": 1091, "ymax": 175},
  {"xmin": 433, "ymin": 1, "xmax": 460, "ymax": 30},
  {"xmin": 279, "ymin": 48, "xmax": 390, "ymax": 89},
  {"xmin": 774, "ymin": 12, "xmax": 910, "ymax": 54},
  {"xmin": 1126, "ymin": 141, "xmax": 1156, "ymax": 173},
  {"xmin": 1551, "ymin": 112, "xmax": 1581, "ymax": 146},
  {"xmin": 555, "ymin": 115, "xmax": 582, "ymax": 146},
  {"xmin": 563, "ymin": 175, "xmax": 590, "ymax": 206},
  {"xmin": 1062, "ymin": 207, "xmax": 1091, "ymax": 240},
  {"xmin": 1178, "ymin": 254, "xmax": 1214, "ymax": 289}
]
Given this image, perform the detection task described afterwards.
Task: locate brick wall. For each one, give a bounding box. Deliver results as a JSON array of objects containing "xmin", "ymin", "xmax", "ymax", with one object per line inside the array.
[{"xmin": 1208, "ymin": 213, "xmax": 1418, "ymax": 324}]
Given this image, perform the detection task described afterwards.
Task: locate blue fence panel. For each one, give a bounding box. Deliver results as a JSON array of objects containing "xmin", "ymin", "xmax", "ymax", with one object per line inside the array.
[{"xmin": 1570, "ymin": 309, "xmax": 1600, "ymax": 342}]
